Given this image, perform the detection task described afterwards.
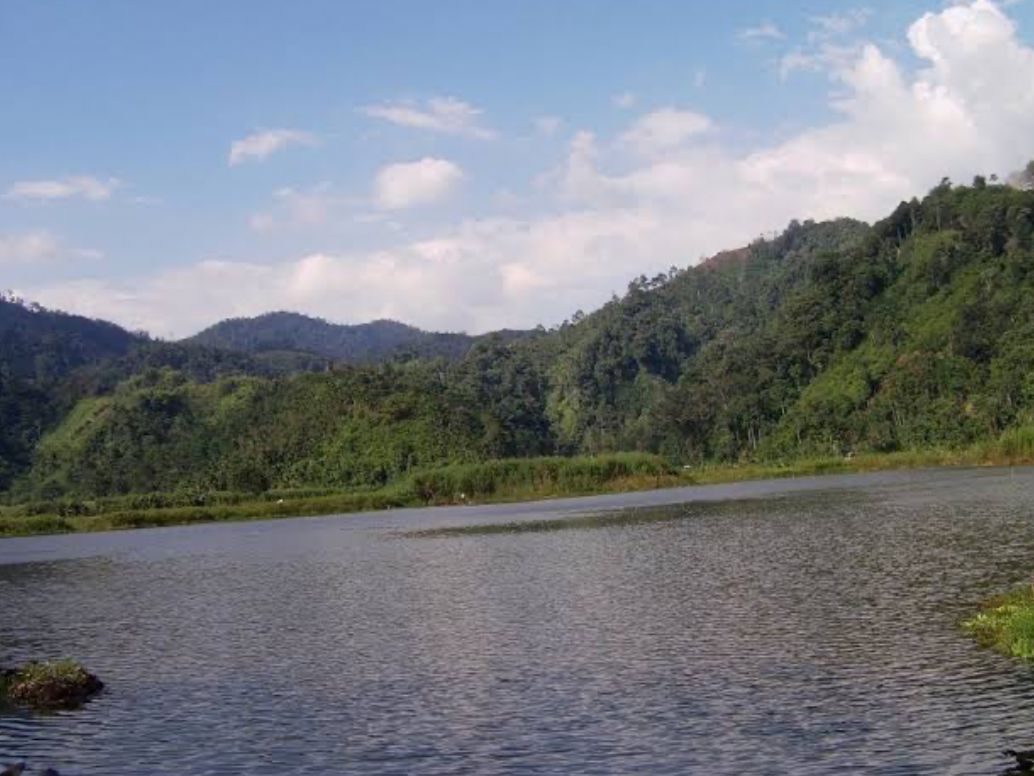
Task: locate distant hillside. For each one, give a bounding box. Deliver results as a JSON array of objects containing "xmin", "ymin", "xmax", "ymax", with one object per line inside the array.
[
  {"xmin": 186, "ymin": 311, "xmax": 530, "ymax": 363},
  {"xmin": 7, "ymin": 172, "xmax": 1034, "ymax": 501},
  {"xmin": 0, "ymin": 297, "xmax": 331, "ymax": 491},
  {"xmin": 0, "ymin": 294, "xmax": 143, "ymax": 489},
  {"xmin": 0, "ymin": 293, "xmax": 142, "ymax": 383}
]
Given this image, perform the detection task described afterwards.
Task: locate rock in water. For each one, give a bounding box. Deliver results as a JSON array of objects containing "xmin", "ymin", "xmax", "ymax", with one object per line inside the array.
[{"xmin": 1005, "ymin": 749, "xmax": 1034, "ymax": 774}]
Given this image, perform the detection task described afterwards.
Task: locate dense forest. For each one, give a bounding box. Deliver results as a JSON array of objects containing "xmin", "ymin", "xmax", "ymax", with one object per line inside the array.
[
  {"xmin": 188, "ymin": 311, "xmax": 534, "ymax": 363},
  {"xmin": 4, "ymin": 172, "xmax": 1034, "ymax": 501}
]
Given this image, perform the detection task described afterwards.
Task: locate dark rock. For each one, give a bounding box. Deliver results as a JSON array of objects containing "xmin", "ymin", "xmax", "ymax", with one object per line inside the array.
[
  {"xmin": 1005, "ymin": 749, "xmax": 1034, "ymax": 774},
  {"xmin": 0, "ymin": 765, "xmax": 60, "ymax": 776}
]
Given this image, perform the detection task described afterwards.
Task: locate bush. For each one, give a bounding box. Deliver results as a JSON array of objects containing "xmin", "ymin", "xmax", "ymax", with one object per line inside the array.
[
  {"xmin": 1, "ymin": 660, "xmax": 103, "ymax": 711},
  {"xmin": 964, "ymin": 586, "xmax": 1034, "ymax": 659}
]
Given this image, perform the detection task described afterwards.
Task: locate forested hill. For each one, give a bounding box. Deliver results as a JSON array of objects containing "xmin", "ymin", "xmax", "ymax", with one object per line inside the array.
[
  {"xmin": 0, "ymin": 294, "xmax": 141, "ymax": 383},
  {"xmin": 6, "ymin": 174, "xmax": 1034, "ymax": 501},
  {"xmin": 0, "ymin": 295, "xmax": 139, "ymax": 489},
  {"xmin": 186, "ymin": 311, "xmax": 533, "ymax": 362}
]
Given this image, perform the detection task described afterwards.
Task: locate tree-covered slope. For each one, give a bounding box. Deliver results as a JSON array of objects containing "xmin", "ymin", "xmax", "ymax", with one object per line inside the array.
[
  {"xmin": 0, "ymin": 293, "xmax": 142, "ymax": 383},
  {"xmin": 17, "ymin": 339, "xmax": 552, "ymax": 499},
  {"xmin": 0, "ymin": 294, "xmax": 143, "ymax": 490},
  {"xmin": 0, "ymin": 297, "xmax": 337, "ymax": 491},
  {"xmin": 8, "ymin": 176, "xmax": 1034, "ymax": 501},
  {"xmin": 186, "ymin": 310, "xmax": 533, "ymax": 363}
]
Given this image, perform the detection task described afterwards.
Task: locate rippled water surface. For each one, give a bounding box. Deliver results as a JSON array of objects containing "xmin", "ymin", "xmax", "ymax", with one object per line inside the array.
[{"xmin": 4, "ymin": 468, "xmax": 1034, "ymax": 774}]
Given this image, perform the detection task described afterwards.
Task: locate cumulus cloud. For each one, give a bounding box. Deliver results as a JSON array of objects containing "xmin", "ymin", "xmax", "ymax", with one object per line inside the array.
[
  {"xmin": 361, "ymin": 97, "xmax": 495, "ymax": 139},
  {"xmin": 28, "ymin": 211, "xmax": 658, "ymax": 337},
  {"xmin": 228, "ymin": 129, "xmax": 316, "ymax": 166},
  {"xmin": 5, "ymin": 176, "xmax": 119, "ymax": 202},
  {"xmin": 26, "ymin": 2, "xmax": 1034, "ymax": 339},
  {"xmin": 617, "ymin": 108, "xmax": 714, "ymax": 157},
  {"xmin": 374, "ymin": 158, "xmax": 464, "ymax": 210}
]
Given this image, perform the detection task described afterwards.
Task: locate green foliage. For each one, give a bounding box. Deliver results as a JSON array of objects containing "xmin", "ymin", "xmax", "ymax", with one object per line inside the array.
[
  {"xmin": 187, "ymin": 310, "xmax": 535, "ymax": 363},
  {"xmin": 1, "ymin": 659, "xmax": 103, "ymax": 710},
  {"xmin": 4, "ymin": 178, "xmax": 1034, "ymax": 508},
  {"xmin": 0, "ymin": 453, "xmax": 674, "ymax": 536},
  {"xmin": 405, "ymin": 452, "xmax": 671, "ymax": 502},
  {"xmin": 964, "ymin": 586, "xmax": 1034, "ymax": 659}
]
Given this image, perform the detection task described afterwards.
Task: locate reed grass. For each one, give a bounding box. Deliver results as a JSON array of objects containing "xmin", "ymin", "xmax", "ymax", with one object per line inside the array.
[{"xmin": 3, "ymin": 436, "xmax": 1034, "ymax": 538}]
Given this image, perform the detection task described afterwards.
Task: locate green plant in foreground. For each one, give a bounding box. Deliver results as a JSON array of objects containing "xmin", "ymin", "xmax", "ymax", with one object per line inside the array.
[
  {"xmin": 0, "ymin": 659, "xmax": 104, "ymax": 711},
  {"xmin": 963, "ymin": 586, "xmax": 1034, "ymax": 659}
]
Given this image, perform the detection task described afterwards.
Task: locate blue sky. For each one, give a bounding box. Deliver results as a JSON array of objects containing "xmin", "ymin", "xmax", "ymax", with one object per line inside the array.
[{"xmin": 2, "ymin": 0, "xmax": 1034, "ymax": 337}]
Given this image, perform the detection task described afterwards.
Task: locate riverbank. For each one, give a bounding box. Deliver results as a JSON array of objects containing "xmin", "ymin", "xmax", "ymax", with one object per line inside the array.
[{"xmin": 2, "ymin": 444, "xmax": 1033, "ymax": 538}]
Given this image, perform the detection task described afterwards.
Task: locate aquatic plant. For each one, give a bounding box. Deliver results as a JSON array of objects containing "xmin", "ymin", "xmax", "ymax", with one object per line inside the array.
[
  {"xmin": 0, "ymin": 660, "xmax": 103, "ymax": 711},
  {"xmin": 963, "ymin": 587, "xmax": 1034, "ymax": 659}
]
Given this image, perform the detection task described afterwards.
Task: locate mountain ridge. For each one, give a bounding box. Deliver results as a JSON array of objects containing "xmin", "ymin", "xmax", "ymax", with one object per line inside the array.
[
  {"xmin": 185, "ymin": 310, "xmax": 534, "ymax": 363},
  {"xmin": 4, "ymin": 174, "xmax": 1034, "ymax": 500}
]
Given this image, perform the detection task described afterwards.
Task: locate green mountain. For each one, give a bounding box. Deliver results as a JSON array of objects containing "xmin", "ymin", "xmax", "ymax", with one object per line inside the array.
[
  {"xmin": 0, "ymin": 294, "xmax": 143, "ymax": 490},
  {"xmin": 0, "ymin": 297, "xmax": 333, "ymax": 491},
  {"xmin": 186, "ymin": 311, "xmax": 532, "ymax": 363},
  {"xmin": 5, "ymin": 175, "xmax": 1034, "ymax": 501}
]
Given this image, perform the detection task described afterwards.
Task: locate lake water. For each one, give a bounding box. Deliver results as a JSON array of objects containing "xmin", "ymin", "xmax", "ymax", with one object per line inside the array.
[{"xmin": 4, "ymin": 467, "xmax": 1034, "ymax": 774}]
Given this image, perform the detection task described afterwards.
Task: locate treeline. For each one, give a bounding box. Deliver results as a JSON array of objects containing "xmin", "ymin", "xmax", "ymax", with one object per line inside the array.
[{"xmin": 4, "ymin": 174, "xmax": 1034, "ymax": 501}]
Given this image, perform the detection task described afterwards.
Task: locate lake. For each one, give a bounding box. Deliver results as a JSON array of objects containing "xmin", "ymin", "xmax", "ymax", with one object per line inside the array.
[{"xmin": 3, "ymin": 467, "xmax": 1034, "ymax": 774}]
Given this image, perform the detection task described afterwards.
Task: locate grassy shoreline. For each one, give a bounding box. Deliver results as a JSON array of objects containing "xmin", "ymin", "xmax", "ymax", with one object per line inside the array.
[
  {"xmin": 964, "ymin": 586, "xmax": 1034, "ymax": 659},
  {"xmin": 1, "ymin": 446, "xmax": 1033, "ymax": 539}
]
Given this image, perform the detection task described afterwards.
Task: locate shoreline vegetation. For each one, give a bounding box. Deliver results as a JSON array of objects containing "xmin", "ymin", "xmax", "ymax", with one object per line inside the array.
[
  {"xmin": 2, "ymin": 440, "xmax": 1034, "ymax": 538},
  {"xmin": 5, "ymin": 179, "xmax": 1034, "ymax": 541},
  {"xmin": 964, "ymin": 586, "xmax": 1034, "ymax": 660}
]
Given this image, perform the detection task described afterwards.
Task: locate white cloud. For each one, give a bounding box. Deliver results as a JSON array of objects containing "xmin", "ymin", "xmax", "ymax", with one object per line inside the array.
[
  {"xmin": 0, "ymin": 231, "xmax": 101, "ymax": 266},
  {"xmin": 361, "ymin": 97, "xmax": 495, "ymax": 139},
  {"xmin": 0, "ymin": 232, "xmax": 61, "ymax": 263},
  {"xmin": 693, "ymin": 69, "xmax": 707, "ymax": 89},
  {"xmin": 739, "ymin": 22, "xmax": 785, "ymax": 41},
  {"xmin": 779, "ymin": 43, "xmax": 860, "ymax": 80},
  {"xmin": 228, "ymin": 129, "xmax": 316, "ymax": 166},
  {"xmin": 617, "ymin": 108, "xmax": 713, "ymax": 156},
  {"xmin": 612, "ymin": 91, "xmax": 637, "ymax": 109},
  {"xmin": 779, "ymin": 8, "xmax": 873, "ymax": 80},
  {"xmin": 374, "ymin": 158, "xmax": 464, "ymax": 210},
  {"xmin": 27, "ymin": 2, "xmax": 1034, "ymax": 339},
  {"xmin": 28, "ymin": 211, "xmax": 658, "ymax": 337},
  {"xmin": 5, "ymin": 176, "xmax": 119, "ymax": 202},
  {"xmin": 808, "ymin": 8, "xmax": 872, "ymax": 42},
  {"xmin": 250, "ymin": 183, "xmax": 355, "ymax": 231}
]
